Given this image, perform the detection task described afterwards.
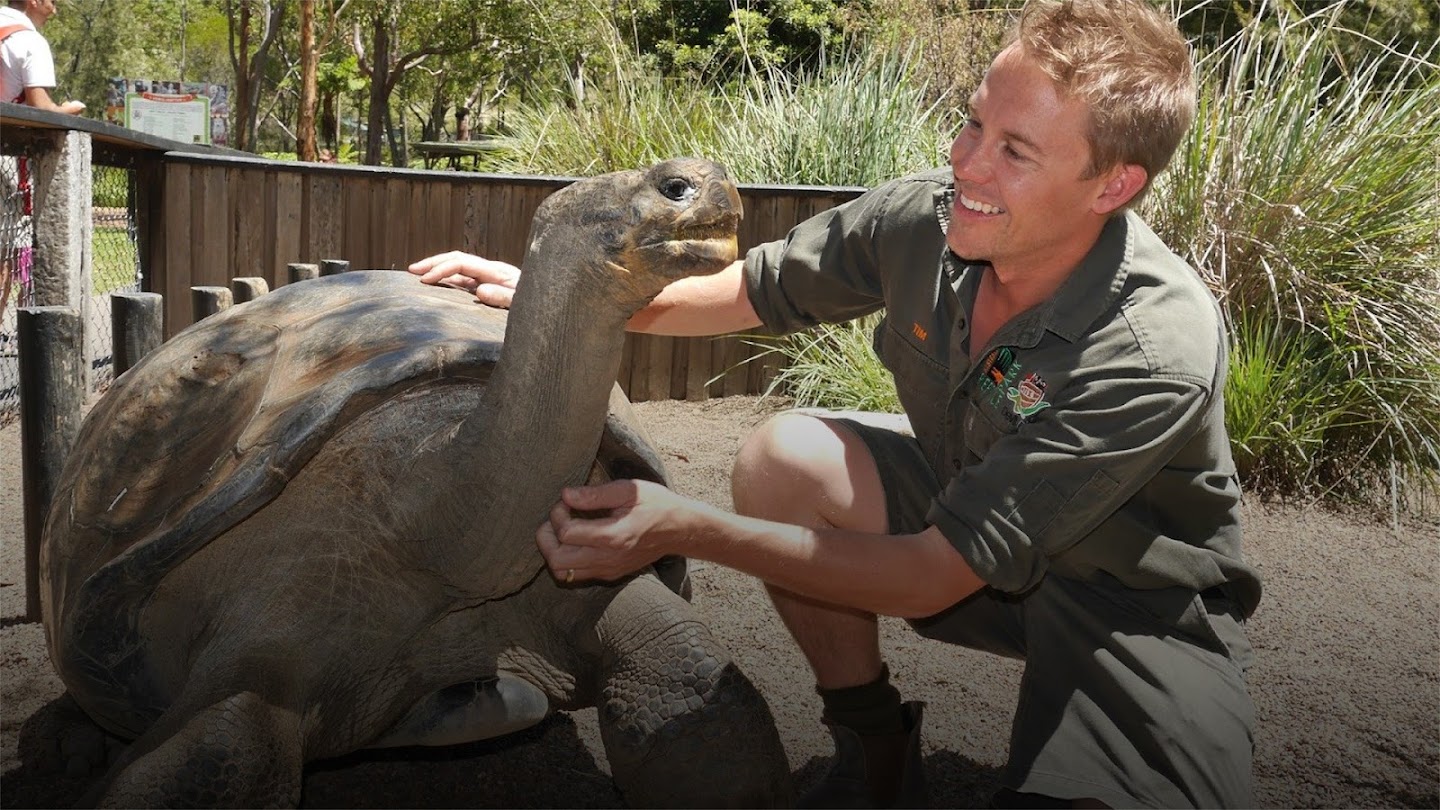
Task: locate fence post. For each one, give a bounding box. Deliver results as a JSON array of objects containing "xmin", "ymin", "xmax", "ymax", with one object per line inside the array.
[
  {"xmin": 319, "ymin": 259, "xmax": 350, "ymax": 276},
  {"xmin": 191, "ymin": 286, "xmax": 231, "ymax": 321},
  {"xmin": 27, "ymin": 130, "xmax": 93, "ymax": 389},
  {"xmin": 111, "ymin": 292, "xmax": 163, "ymax": 377},
  {"xmin": 287, "ymin": 262, "xmax": 319, "ymax": 284},
  {"xmin": 231, "ymin": 277, "xmax": 269, "ymax": 304},
  {"xmin": 19, "ymin": 306, "xmax": 84, "ymax": 622}
]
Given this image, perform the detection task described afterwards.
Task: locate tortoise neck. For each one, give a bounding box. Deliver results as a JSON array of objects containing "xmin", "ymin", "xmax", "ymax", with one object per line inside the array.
[{"xmin": 442, "ymin": 258, "xmax": 639, "ymax": 594}]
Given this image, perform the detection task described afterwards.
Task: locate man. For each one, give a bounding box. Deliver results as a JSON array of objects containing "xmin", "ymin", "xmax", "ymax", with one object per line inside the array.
[
  {"xmin": 0, "ymin": 0, "xmax": 84, "ymax": 113},
  {"xmin": 410, "ymin": 2, "xmax": 1261, "ymax": 806}
]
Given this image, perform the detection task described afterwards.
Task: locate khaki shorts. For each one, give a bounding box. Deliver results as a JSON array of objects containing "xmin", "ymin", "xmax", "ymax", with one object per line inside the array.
[{"xmin": 830, "ymin": 415, "xmax": 1257, "ymax": 809}]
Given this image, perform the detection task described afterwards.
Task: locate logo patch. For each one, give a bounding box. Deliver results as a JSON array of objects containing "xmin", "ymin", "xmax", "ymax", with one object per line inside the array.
[
  {"xmin": 911, "ymin": 322, "xmax": 928, "ymax": 341},
  {"xmin": 975, "ymin": 348, "xmax": 1052, "ymax": 424},
  {"xmin": 1007, "ymin": 372, "xmax": 1051, "ymax": 418}
]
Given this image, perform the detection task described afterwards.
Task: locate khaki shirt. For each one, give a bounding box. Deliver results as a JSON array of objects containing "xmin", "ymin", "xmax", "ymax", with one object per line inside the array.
[{"xmin": 744, "ymin": 168, "xmax": 1262, "ymax": 617}]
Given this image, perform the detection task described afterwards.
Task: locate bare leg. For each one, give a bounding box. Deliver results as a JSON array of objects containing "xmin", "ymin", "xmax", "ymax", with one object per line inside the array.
[{"xmin": 731, "ymin": 413, "xmax": 890, "ymax": 690}]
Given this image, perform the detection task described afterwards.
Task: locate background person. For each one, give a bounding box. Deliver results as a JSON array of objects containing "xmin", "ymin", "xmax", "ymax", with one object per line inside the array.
[
  {"xmin": 409, "ymin": 2, "xmax": 1260, "ymax": 806},
  {"xmin": 0, "ymin": 0, "xmax": 84, "ymax": 113}
]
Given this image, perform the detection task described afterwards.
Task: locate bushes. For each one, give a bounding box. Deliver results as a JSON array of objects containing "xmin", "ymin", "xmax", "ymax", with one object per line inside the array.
[{"xmin": 1147, "ymin": 9, "xmax": 1439, "ymax": 500}]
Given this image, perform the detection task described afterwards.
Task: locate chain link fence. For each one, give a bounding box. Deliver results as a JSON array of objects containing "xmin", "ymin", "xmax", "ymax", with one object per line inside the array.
[{"xmin": 0, "ymin": 155, "xmax": 141, "ymax": 425}]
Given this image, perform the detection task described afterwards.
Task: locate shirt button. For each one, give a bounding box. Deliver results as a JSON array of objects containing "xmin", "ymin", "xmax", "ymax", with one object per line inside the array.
[{"xmin": 952, "ymin": 458, "xmax": 962, "ymax": 471}]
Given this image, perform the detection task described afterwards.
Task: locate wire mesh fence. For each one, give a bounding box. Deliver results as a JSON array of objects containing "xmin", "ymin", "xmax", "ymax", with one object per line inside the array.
[
  {"xmin": 0, "ymin": 152, "xmax": 34, "ymax": 425},
  {"xmin": 0, "ymin": 155, "xmax": 141, "ymax": 425},
  {"xmin": 89, "ymin": 163, "xmax": 143, "ymax": 388}
]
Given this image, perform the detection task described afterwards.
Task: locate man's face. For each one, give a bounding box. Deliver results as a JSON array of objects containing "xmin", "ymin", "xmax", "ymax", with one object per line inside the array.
[
  {"xmin": 28, "ymin": 0, "xmax": 59, "ymax": 25},
  {"xmin": 946, "ymin": 44, "xmax": 1122, "ymax": 271}
]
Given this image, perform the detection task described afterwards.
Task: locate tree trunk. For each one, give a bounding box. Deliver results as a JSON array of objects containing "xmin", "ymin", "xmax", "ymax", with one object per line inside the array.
[
  {"xmin": 227, "ymin": 0, "xmax": 288, "ymax": 153},
  {"xmin": 321, "ymin": 92, "xmax": 337, "ymax": 151},
  {"xmin": 456, "ymin": 106, "xmax": 470, "ymax": 141},
  {"xmin": 363, "ymin": 12, "xmax": 390, "ymax": 165},
  {"xmin": 230, "ymin": 0, "xmax": 254, "ymax": 151},
  {"xmin": 297, "ymin": 0, "xmax": 318, "ymax": 161}
]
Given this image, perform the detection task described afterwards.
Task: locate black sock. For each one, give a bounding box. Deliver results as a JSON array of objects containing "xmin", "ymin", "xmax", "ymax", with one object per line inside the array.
[{"xmin": 817, "ymin": 663, "xmax": 905, "ymax": 735}]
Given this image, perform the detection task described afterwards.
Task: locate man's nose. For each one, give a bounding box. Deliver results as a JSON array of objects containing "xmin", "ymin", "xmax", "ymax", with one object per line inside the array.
[{"xmin": 950, "ymin": 137, "xmax": 989, "ymax": 183}]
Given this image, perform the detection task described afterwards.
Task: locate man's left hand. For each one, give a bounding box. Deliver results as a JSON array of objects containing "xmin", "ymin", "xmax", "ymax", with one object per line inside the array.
[{"xmin": 536, "ymin": 479, "xmax": 707, "ymax": 584}]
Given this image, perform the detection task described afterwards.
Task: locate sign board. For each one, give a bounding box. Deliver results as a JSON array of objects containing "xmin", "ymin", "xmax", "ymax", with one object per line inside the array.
[{"xmin": 105, "ymin": 79, "xmax": 230, "ymax": 146}]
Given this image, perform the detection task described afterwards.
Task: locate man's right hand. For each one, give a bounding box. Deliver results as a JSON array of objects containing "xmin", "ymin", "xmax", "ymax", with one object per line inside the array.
[{"xmin": 408, "ymin": 250, "xmax": 519, "ymax": 309}]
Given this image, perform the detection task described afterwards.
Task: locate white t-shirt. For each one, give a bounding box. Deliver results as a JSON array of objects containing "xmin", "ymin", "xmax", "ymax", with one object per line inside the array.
[{"xmin": 0, "ymin": 7, "xmax": 57, "ymax": 103}]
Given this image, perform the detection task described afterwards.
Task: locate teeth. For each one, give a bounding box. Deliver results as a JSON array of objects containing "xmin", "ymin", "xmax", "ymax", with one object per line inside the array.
[{"xmin": 960, "ymin": 193, "xmax": 1003, "ymax": 215}]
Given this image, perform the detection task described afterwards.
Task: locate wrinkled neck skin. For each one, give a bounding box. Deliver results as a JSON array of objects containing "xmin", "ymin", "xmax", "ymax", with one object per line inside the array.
[{"xmin": 418, "ymin": 233, "xmax": 662, "ymax": 597}]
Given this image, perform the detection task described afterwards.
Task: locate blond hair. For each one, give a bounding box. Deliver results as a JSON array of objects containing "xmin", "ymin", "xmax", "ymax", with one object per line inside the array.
[{"xmin": 1009, "ymin": 0, "xmax": 1195, "ymax": 204}]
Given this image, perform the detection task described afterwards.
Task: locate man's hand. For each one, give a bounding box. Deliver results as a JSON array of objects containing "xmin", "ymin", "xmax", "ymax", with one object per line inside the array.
[
  {"xmin": 536, "ymin": 479, "xmax": 711, "ymax": 584},
  {"xmin": 407, "ymin": 250, "xmax": 519, "ymax": 308}
]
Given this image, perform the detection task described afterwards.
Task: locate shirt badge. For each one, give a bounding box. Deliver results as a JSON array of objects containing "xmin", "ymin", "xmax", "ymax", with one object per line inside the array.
[{"xmin": 1007, "ymin": 372, "xmax": 1052, "ymax": 418}]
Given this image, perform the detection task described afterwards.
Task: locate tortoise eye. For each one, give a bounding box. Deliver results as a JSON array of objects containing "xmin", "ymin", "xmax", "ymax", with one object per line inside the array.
[{"xmin": 659, "ymin": 177, "xmax": 696, "ymax": 202}]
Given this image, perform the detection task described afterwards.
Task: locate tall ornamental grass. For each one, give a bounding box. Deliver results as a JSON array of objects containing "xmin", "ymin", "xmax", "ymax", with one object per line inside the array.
[
  {"xmin": 1146, "ymin": 10, "xmax": 1440, "ymax": 499},
  {"xmin": 488, "ymin": 45, "xmax": 946, "ymax": 187}
]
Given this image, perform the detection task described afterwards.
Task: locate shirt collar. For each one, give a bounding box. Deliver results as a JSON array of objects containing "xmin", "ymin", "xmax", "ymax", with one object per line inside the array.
[
  {"xmin": 0, "ymin": 7, "xmax": 37, "ymax": 30},
  {"xmin": 934, "ymin": 181, "xmax": 1135, "ymax": 344}
]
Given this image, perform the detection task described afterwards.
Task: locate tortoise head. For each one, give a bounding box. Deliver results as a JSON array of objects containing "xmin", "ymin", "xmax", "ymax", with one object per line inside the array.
[{"xmin": 522, "ymin": 157, "xmax": 744, "ymax": 308}]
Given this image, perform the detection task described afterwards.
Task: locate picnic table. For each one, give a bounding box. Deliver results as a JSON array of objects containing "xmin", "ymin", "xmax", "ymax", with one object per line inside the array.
[{"xmin": 412, "ymin": 137, "xmax": 503, "ymax": 170}]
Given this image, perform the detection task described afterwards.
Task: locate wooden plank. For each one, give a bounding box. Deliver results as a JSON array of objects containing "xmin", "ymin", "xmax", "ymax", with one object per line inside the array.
[
  {"xmin": 194, "ymin": 166, "xmax": 231, "ymax": 288},
  {"xmin": 231, "ymin": 167, "xmax": 266, "ymax": 282},
  {"xmin": 669, "ymin": 335, "xmax": 689, "ymax": 400},
  {"xmin": 484, "ymin": 182, "xmax": 512, "ymax": 264},
  {"xmin": 307, "ymin": 173, "xmax": 343, "ymax": 264},
  {"xmin": 161, "ymin": 162, "xmax": 192, "ymax": 336},
  {"xmin": 645, "ymin": 327, "xmax": 673, "ymax": 404},
  {"xmin": 617, "ymin": 332, "xmax": 636, "ymax": 398},
  {"xmin": 258, "ymin": 171, "xmax": 278, "ymax": 288},
  {"xmin": 685, "ymin": 336, "xmax": 713, "ymax": 401},
  {"xmin": 273, "ymin": 172, "xmax": 302, "ymax": 285},
  {"xmin": 453, "ymin": 184, "xmax": 475, "ymax": 254},
  {"xmin": 461, "ymin": 182, "xmax": 487, "ymax": 255},
  {"xmin": 342, "ymin": 177, "xmax": 373, "ymax": 267},
  {"xmin": 628, "ymin": 333, "xmax": 652, "ymax": 402},
  {"xmin": 377, "ymin": 176, "xmax": 409, "ymax": 268},
  {"xmin": 418, "ymin": 179, "xmax": 452, "ymax": 262}
]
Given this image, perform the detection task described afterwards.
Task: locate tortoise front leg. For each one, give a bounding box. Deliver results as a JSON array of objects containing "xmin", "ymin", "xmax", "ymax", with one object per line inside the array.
[
  {"xmin": 593, "ymin": 575, "xmax": 793, "ymax": 808},
  {"xmin": 86, "ymin": 691, "xmax": 303, "ymax": 808}
]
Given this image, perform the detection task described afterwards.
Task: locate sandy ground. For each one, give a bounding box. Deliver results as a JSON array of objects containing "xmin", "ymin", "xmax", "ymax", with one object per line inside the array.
[{"xmin": 1, "ymin": 395, "xmax": 1437, "ymax": 808}]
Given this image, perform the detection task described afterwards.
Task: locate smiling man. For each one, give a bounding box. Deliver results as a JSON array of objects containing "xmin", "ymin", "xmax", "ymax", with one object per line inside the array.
[{"xmin": 411, "ymin": 1, "xmax": 1261, "ymax": 806}]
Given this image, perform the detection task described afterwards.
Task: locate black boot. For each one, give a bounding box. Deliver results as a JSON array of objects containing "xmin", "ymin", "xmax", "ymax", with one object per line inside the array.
[{"xmin": 799, "ymin": 701, "xmax": 929, "ymax": 808}]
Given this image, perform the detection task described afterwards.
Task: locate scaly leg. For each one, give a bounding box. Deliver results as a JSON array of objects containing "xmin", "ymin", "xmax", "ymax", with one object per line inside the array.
[{"xmin": 87, "ymin": 691, "xmax": 303, "ymax": 809}]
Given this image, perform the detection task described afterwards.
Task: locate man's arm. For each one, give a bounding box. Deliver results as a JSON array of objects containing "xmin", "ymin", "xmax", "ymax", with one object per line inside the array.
[
  {"xmin": 20, "ymin": 86, "xmax": 83, "ymax": 114},
  {"xmin": 536, "ymin": 479, "xmax": 986, "ymax": 619},
  {"xmin": 410, "ymin": 252, "xmax": 760, "ymax": 337},
  {"xmin": 625, "ymin": 259, "xmax": 761, "ymax": 336}
]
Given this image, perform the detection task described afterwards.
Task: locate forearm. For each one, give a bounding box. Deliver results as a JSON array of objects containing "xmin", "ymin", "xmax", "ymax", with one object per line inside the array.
[
  {"xmin": 677, "ymin": 505, "xmax": 985, "ymax": 619},
  {"xmin": 21, "ymin": 87, "xmax": 83, "ymax": 114},
  {"xmin": 627, "ymin": 260, "xmax": 762, "ymax": 337}
]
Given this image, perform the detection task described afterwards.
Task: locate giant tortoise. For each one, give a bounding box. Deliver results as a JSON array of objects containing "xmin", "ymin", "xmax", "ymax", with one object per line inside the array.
[{"xmin": 41, "ymin": 158, "xmax": 791, "ymax": 807}]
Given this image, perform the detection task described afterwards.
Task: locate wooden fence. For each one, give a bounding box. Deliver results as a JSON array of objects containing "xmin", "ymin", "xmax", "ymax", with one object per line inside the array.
[{"xmin": 145, "ymin": 153, "xmax": 866, "ymax": 401}]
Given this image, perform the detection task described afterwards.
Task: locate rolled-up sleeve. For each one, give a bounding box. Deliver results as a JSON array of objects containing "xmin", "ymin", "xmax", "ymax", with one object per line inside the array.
[
  {"xmin": 743, "ymin": 175, "xmax": 948, "ymax": 335},
  {"xmin": 926, "ymin": 371, "xmax": 1213, "ymax": 594}
]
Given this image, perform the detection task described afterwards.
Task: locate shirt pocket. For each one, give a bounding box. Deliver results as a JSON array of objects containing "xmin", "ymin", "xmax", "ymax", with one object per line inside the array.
[{"xmin": 874, "ymin": 316, "xmax": 949, "ymax": 458}]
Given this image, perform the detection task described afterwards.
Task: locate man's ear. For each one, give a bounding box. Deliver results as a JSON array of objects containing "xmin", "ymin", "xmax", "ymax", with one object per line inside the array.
[{"xmin": 1093, "ymin": 163, "xmax": 1148, "ymax": 215}]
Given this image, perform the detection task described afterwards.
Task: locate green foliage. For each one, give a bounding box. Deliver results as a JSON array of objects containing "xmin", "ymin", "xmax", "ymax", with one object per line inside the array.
[
  {"xmin": 716, "ymin": 48, "xmax": 947, "ymax": 187},
  {"xmin": 750, "ymin": 315, "xmax": 902, "ymax": 414},
  {"xmin": 1147, "ymin": 8, "xmax": 1440, "ymax": 499},
  {"xmin": 619, "ymin": 0, "xmax": 851, "ymax": 79},
  {"xmin": 490, "ymin": 44, "xmax": 944, "ymax": 187}
]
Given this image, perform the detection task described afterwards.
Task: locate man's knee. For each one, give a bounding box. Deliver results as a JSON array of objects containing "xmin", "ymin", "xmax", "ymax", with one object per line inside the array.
[
  {"xmin": 732, "ymin": 413, "xmax": 886, "ymax": 535},
  {"xmin": 732, "ymin": 413, "xmax": 846, "ymax": 519}
]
